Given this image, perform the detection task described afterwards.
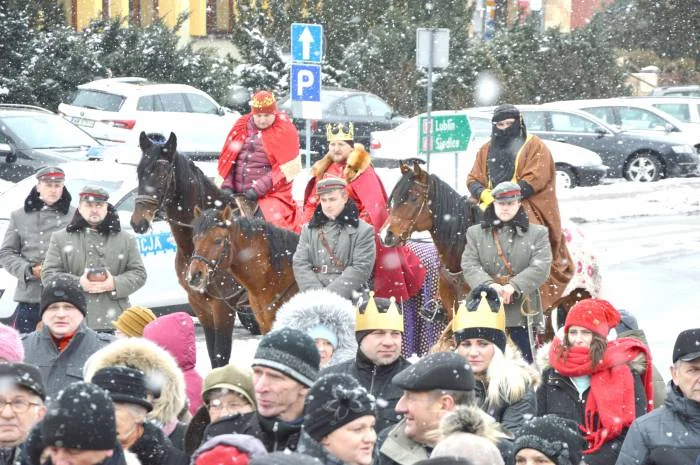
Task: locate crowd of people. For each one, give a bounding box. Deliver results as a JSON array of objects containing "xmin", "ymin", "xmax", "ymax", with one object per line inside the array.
[{"xmin": 0, "ymin": 93, "xmax": 698, "ymax": 465}]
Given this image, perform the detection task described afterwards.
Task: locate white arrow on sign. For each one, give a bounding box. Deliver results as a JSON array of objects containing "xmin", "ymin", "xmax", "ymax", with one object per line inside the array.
[{"xmin": 298, "ymin": 27, "xmax": 315, "ymax": 61}]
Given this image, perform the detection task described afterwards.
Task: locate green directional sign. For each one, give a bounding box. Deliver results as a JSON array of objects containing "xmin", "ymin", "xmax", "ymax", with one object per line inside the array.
[{"xmin": 418, "ymin": 114, "xmax": 471, "ymax": 154}]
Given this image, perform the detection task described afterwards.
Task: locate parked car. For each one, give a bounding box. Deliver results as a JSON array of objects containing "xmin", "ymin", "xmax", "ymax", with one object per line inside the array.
[
  {"xmin": 370, "ymin": 110, "xmax": 608, "ymax": 190},
  {"xmin": 279, "ymin": 87, "xmax": 406, "ymax": 162},
  {"xmin": 650, "ymin": 85, "xmax": 700, "ymax": 97},
  {"xmin": 618, "ymin": 97, "xmax": 700, "ymax": 125},
  {"xmin": 58, "ymin": 78, "xmax": 240, "ymax": 158},
  {"xmin": 0, "ymin": 104, "xmax": 115, "ymax": 182},
  {"xmin": 506, "ymin": 105, "xmax": 698, "ymax": 182}
]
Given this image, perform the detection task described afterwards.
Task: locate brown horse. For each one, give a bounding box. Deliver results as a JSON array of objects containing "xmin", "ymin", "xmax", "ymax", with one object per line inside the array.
[
  {"xmin": 130, "ymin": 132, "xmax": 249, "ymax": 368},
  {"xmin": 381, "ymin": 161, "xmax": 593, "ymax": 346},
  {"xmin": 187, "ymin": 206, "xmax": 299, "ymax": 333}
]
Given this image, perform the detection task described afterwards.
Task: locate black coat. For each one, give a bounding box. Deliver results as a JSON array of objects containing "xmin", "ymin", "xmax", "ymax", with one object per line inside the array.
[
  {"xmin": 537, "ymin": 367, "xmax": 648, "ymax": 465},
  {"xmin": 321, "ymin": 350, "xmax": 411, "ymax": 432},
  {"xmin": 202, "ymin": 412, "xmax": 302, "ymax": 452},
  {"xmin": 130, "ymin": 422, "xmax": 189, "ymax": 465}
]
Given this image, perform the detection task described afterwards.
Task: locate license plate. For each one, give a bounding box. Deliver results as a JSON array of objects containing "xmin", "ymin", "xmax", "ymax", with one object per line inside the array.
[{"xmin": 71, "ymin": 117, "xmax": 95, "ymax": 128}]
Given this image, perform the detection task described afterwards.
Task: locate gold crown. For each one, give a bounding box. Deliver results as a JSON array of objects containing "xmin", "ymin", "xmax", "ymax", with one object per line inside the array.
[
  {"xmin": 355, "ymin": 291, "xmax": 404, "ymax": 332},
  {"xmin": 452, "ymin": 291, "xmax": 506, "ymax": 333},
  {"xmin": 326, "ymin": 122, "xmax": 354, "ymax": 142}
]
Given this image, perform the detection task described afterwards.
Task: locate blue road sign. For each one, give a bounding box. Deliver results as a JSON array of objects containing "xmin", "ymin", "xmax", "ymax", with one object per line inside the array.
[
  {"xmin": 291, "ymin": 64, "xmax": 321, "ymax": 102},
  {"xmin": 291, "ymin": 23, "xmax": 323, "ymax": 63}
]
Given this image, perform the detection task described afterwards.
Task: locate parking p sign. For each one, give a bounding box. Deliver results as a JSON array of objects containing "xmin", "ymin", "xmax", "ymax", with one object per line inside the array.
[{"xmin": 290, "ymin": 64, "xmax": 322, "ymax": 119}]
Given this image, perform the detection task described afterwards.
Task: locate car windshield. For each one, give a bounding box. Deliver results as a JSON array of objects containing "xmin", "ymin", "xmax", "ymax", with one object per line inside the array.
[
  {"xmin": 65, "ymin": 89, "xmax": 126, "ymax": 112},
  {"xmin": 2, "ymin": 115, "xmax": 98, "ymax": 149}
]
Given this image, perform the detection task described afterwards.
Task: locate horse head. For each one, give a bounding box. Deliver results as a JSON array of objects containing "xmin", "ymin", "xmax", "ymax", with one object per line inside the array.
[
  {"xmin": 131, "ymin": 131, "xmax": 178, "ymax": 234},
  {"xmin": 186, "ymin": 205, "xmax": 233, "ymax": 292},
  {"xmin": 381, "ymin": 160, "xmax": 433, "ymax": 247}
]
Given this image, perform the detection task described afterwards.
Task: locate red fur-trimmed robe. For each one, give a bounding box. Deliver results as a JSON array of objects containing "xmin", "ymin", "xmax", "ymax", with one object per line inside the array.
[{"xmin": 216, "ymin": 112, "xmax": 301, "ymax": 232}]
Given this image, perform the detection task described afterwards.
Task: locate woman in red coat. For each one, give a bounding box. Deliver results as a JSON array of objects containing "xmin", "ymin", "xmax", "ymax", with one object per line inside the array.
[{"xmin": 216, "ymin": 91, "xmax": 301, "ymax": 232}]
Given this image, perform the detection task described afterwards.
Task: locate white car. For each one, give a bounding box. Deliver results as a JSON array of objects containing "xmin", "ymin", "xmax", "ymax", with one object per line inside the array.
[
  {"xmin": 370, "ymin": 110, "xmax": 608, "ymax": 190},
  {"xmin": 617, "ymin": 97, "xmax": 700, "ymax": 125},
  {"xmin": 57, "ymin": 78, "xmax": 240, "ymax": 158},
  {"xmin": 0, "ymin": 159, "xmax": 219, "ymax": 319}
]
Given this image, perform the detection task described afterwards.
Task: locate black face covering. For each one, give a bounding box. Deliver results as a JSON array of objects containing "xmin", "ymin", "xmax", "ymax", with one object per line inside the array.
[
  {"xmin": 488, "ymin": 108, "xmax": 527, "ymax": 186},
  {"xmin": 491, "ymin": 119, "xmax": 524, "ymax": 147}
]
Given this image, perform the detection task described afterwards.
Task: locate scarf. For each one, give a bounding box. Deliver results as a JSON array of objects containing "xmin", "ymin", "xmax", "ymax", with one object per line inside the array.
[{"xmin": 549, "ymin": 336, "xmax": 653, "ymax": 454}]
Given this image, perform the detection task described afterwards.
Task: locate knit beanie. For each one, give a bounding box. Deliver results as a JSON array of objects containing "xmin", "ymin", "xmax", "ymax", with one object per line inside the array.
[
  {"xmin": 0, "ymin": 362, "xmax": 45, "ymax": 400},
  {"xmin": 564, "ymin": 298, "xmax": 621, "ymax": 339},
  {"xmin": 250, "ymin": 91, "xmax": 277, "ymax": 115},
  {"xmin": 303, "ymin": 373, "xmax": 375, "ymax": 442},
  {"xmin": 202, "ymin": 364, "xmax": 256, "ymax": 408},
  {"xmin": 112, "ymin": 306, "xmax": 157, "ymax": 337},
  {"xmin": 91, "ymin": 366, "xmax": 153, "ymax": 412},
  {"xmin": 40, "ymin": 275, "xmax": 87, "ymax": 316},
  {"xmin": 42, "ymin": 382, "xmax": 117, "ymax": 451},
  {"xmin": 513, "ymin": 415, "xmax": 586, "ymax": 465},
  {"xmin": 252, "ymin": 328, "xmax": 320, "ymax": 387},
  {"xmin": 0, "ymin": 323, "xmax": 24, "ymax": 362}
]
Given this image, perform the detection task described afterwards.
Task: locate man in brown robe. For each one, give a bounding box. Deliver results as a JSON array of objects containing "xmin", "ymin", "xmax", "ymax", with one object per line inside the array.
[{"xmin": 467, "ymin": 104, "xmax": 573, "ymax": 310}]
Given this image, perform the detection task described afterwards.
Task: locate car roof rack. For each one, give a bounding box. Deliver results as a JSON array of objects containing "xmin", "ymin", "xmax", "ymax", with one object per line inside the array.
[{"xmin": 0, "ymin": 104, "xmax": 54, "ymax": 114}]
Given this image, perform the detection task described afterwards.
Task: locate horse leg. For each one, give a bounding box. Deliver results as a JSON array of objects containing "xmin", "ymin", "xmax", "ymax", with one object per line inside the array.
[
  {"xmin": 187, "ymin": 293, "xmax": 219, "ymax": 367},
  {"xmin": 211, "ymin": 299, "xmax": 236, "ymax": 368}
]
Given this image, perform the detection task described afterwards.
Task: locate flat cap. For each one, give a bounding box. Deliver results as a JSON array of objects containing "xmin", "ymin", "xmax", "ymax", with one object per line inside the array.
[
  {"xmin": 316, "ymin": 177, "xmax": 347, "ymax": 196},
  {"xmin": 79, "ymin": 185, "xmax": 109, "ymax": 202},
  {"xmin": 0, "ymin": 362, "xmax": 46, "ymax": 400},
  {"xmin": 673, "ymin": 328, "xmax": 700, "ymax": 363},
  {"xmin": 392, "ymin": 352, "xmax": 474, "ymax": 392},
  {"xmin": 36, "ymin": 167, "xmax": 65, "ymax": 181}
]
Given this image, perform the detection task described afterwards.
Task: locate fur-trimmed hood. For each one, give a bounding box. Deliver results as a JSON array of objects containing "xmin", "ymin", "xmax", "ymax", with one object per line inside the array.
[
  {"xmin": 272, "ymin": 289, "xmax": 357, "ymax": 367},
  {"xmin": 309, "ymin": 198, "xmax": 360, "ymax": 229},
  {"xmin": 83, "ymin": 337, "xmax": 187, "ymax": 427},
  {"xmin": 480, "ymin": 342, "xmax": 540, "ymax": 410},
  {"xmin": 310, "ymin": 144, "xmax": 371, "ymax": 183},
  {"xmin": 67, "ymin": 203, "xmax": 121, "ymax": 234},
  {"xmin": 24, "ymin": 186, "xmax": 72, "ymax": 214},
  {"xmin": 438, "ymin": 404, "xmax": 511, "ymax": 444}
]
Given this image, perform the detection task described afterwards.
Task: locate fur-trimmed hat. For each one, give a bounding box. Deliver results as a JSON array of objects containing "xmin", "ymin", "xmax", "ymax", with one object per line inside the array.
[
  {"xmin": 564, "ymin": 298, "xmax": 620, "ymax": 338},
  {"xmin": 453, "ymin": 285, "xmax": 506, "ymax": 353},
  {"xmin": 252, "ymin": 328, "xmax": 320, "ymax": 387},
  {"xmin": 513, "ymin": 415, "xmax": 586, "ymax": 465}
]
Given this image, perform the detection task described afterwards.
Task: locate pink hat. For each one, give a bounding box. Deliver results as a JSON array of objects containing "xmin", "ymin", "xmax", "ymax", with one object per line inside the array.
[{"xmin": 0, "ymin": 323, "xmax": 24, "ymax": 362}]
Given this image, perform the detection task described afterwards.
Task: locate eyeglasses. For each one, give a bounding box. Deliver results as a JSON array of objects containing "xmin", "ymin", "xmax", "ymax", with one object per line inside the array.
[
  {"xmin": 0, "ymin": 398, "xmax": 42, "ymax": 413},
  {"xmin": 208, "ymin": 398, "xmax": 249, "ymax": 412}
]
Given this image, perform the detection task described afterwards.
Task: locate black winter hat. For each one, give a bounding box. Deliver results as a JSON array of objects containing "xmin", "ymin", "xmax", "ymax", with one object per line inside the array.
[
  {"xmin": 253, "ymin": 328, "xmax": 320, "ymax": 387},
  {"xmin": 491, "ymin": 104, "xmax": 520, "ymax": 123},
  {"xmin": 250, "ymin": 452, "xmax": 319, "ymax": 465},
  {"xmin": 304, "ymin": 373, "xmax": 375, "ymax": 441},
  {"xmin": 40, "ymin": 275, "xmax": 87, "ymax": 316},
  {"xmin": 0, "ymin": 362, "xmax": 46, "ymax": 400},
  {"xmin": 513, "ymin": 415, "xmax": 586, "ymax": 465},
  {"xmin": 673, "ymin": 328, "xmax": 700, "ymax": 363},
  {"xmin": 392, "ymin": 352, "xmax": 475, "ymax": 392},
  {"xmin": 91, "ymin": 366, "xmax": 153, "ymax": 412},
  {"xmin": 42, "ymin": 382, "xmax": 117, "ymax": 451}
]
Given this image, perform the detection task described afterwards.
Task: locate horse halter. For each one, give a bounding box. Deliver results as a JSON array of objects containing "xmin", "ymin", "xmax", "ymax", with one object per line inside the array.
[
  {"xmin": 395, "ymin": 178, "xmax": 430, "ymax": 242},
  {"xmin": 134, "ymin": 159, "xmax": 186, "ymax": 227},
  {"xmin": 190, "ymin": 224, "xmax": 231, "ymax": 276}
]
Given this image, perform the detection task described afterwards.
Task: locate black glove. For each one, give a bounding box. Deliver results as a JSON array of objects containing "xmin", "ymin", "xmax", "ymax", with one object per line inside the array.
[{"xmin": 245, "ymin": 189, "xmax": 259, "ymax": 201}]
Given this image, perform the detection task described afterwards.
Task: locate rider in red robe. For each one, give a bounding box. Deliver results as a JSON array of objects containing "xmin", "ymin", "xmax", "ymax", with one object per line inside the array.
[
  {"xmin": 216, "ymin": 91, "xmax": 301, "ymax": 232},
  {"xmin": 302, "ymin": 123, "xmax": 426, "ymax": 301}
]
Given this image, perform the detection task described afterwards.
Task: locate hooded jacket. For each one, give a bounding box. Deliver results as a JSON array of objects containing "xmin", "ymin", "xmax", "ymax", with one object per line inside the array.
[
  {"xmin": 143, "ymin": 312, "xmax": 203, "ymax": 416},
  {"xmin": 83, "ymin": 337, "xmax": 188, "ymax": 450},
  {"xmin": 272, "ymin": 288, "xmax": 357, "ymax": 367},
  {"xmin": 615, "ymin": 381, "xmax": 700, "ymax": 465}
]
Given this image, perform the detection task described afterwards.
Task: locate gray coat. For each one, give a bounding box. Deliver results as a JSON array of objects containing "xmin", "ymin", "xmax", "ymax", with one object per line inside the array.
[
  {"xmin": 0, "ymin": 188, "xmax": 75, "ymax": 303},
  {"xmin": 293, "ymin": 201, "xmax": 376, "ymax": 301},
  {"xmin": 461, "ymin": 208, "xmax": 551, "ymax": 327},
  {"xmin": 41, "ymin": 209, "xmax": 147, "ymax": 330},
  {"xmin": 615, "ymin": 382, "xmax": 700, "ymax": 465},
  {"xmin": 22, "ymin": 321, "xmax": 114, "ymax": 401}
]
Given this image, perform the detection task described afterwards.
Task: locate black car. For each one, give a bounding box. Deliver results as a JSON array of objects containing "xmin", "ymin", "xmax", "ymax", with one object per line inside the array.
[
  {"xmin": 513, "ymin": 106, "xmax": 699, "ymax": 182},
  {"xmin": 279, "ymin": 87, "xmax": 405, "ymax": 162},
  {"xmin": 0, "ymin": 105, "xmax": 106, "ymax": 182}
]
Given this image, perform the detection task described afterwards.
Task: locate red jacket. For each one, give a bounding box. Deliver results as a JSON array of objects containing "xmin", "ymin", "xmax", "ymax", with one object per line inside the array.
[{"xmin": 217, "ymin": 112, "xmax": 301, "ymax": 232}]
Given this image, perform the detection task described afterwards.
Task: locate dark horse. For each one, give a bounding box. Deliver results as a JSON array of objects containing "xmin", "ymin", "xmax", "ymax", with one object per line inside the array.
[
  {"xmin": 187, "ymin": 206, "xmax": 299, "ymax": 333},
  {"xmin": 130, "ymin": 132, "xmax": 249, "ymax": 368},
  {"xmin": 382, "ymin": 161, "xmax": 593, "ymax": 347}
]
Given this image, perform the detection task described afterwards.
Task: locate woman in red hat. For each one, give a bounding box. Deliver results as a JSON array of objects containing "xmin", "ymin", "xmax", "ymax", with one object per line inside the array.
[
  {"xmin": 536, "ymin": 298, "xmax": 654, "ymax": 465},
  {"xmin": 216, "ymin": 90, "xmax": 301, "ymax": 232}
]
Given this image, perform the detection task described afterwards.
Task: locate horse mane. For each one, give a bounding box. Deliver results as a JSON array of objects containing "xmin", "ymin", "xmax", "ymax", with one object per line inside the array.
[{"xmin": 192, "ymin": 211, "xmax": 299, "ymax": 272}]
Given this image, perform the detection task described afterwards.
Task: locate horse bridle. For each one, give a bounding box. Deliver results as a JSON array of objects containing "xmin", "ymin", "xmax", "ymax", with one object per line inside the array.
[
  {"xmin": 190, "ymin": 226, "xmax": 232, "ymax": 278},
  {"xmin": 394, "ymin": 177, "xmax": 430, "ymax": 242},
  {"xmin": 134, "ymin": 159, "xmax": 193, "ymax": 228}
]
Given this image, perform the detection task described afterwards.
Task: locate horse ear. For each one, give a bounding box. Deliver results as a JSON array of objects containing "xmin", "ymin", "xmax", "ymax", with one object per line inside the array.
[
  {"xmin": 193, "ymin": 206, "xmax": 202, "ymax": 218},
  {"xmin": 400, "ymin": 161, "xmax": 410, "ymax": 174},
  {"xmin": 163, "ymin": 133, "xmax": 177, "ymax": 160},
  {"xmin": 139, "ymin": 132, "xmax": 152, "ymax": 151},
  {"xmin": 222, "ymin": 205, "xmax": 233, "ymax": 222},
  {"xmin": 413, "ymin": 161, "xmax": 428, "ymax": 182}
]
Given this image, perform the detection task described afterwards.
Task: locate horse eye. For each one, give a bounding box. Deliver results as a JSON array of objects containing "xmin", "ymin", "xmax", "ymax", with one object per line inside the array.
[
  {"xmin": 408, "ymin": 194, "xmax": 417, "ymax": 202},
  {"xmin": 214, "ymin": 238, "xmax": 223, "ymax": 245}
]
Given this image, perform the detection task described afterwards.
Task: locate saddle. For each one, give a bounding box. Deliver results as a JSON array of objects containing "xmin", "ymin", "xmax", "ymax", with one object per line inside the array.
[{"xmin": 231, "ymin": 195, "xmax": 259, "ymax": 218}]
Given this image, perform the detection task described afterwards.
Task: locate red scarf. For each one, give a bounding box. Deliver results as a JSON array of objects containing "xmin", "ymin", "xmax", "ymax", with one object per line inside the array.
[{"xmin": 549, "ymin": 336, "xmax": 654, "ymax": 454}]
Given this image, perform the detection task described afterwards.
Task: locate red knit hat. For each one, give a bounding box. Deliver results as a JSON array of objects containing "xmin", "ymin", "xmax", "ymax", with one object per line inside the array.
[
  {"xmin": 564, "ymin": 298, "xmax": 621, "ymax": 338},
  {"xmin": 250, "ymin": 91, "xmax": 277, "ymax": 115},
  {"xmin": 195, "ymin": 445, "xmax": 250, "ymax": 465}
]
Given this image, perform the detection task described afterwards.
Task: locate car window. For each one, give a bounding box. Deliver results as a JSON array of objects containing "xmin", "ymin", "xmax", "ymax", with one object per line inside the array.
[
  {"xmin": 185, "ymin": 93, "xmax": 219, "ymax": 114},
  {"xmin": 156, "ymin": 93, "xmax": 188, "ymax": 113},
  {"xmin": 65, "ymin": 90, "xmax": 126, "ymax": 112},
  {"xmin": 618, "ymin": 107, "xmax": 669, "ymax": 130},
  {"xmin": 470, "ymin": 117, "xmax": 491, "ymax": 137},
  {"xmin": 653, "ymin": 103, "xmax": 690, "ymax": 122},
  {"xmin": 365, "ymin": 96, "xmax": 392, "ymax": 117},
  {"xmin": 341, "ymin": 96, "xmax": 367, "ymax": 117},
  {"xmin": 584, "ymin": 107, "xmax": 615, "ymax": 125},
  {"xmin": 1, "ymin": 115, "xmax": 98, "ymax": 149},
  {"xmin": 522, "ymin": 111, "xmax": 547, "ymax": 131},
  {"xmin": 137, "ymin": 95, "xmax": 156, "ymax": 111},
  {"xmin": 550, "ymin": 112, "xmax": 599, "ymax": 133}
]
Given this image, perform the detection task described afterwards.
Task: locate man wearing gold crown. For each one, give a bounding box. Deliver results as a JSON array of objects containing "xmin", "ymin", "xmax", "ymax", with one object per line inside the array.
[
  {"xmin": 216, "ymin": 90, "xmax": 302, "ymax": 232},
  {"xmin": 301, "ymin": 123, "xmax": 426, "ymax": 302},
  {"xmin": 461, "ymin": 181, "xmax": 552, "ymax": 362},
  {"xmin": 321, "ymin": 292, "xmax": 411, "ymax": 433}
]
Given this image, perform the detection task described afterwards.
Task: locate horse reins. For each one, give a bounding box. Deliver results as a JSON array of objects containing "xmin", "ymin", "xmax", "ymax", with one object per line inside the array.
[
  {"xmin": 135, "ymin": 159, "xmax": 194, "ymax": 229},
  {"xmin": 396, "ymin": 178, "xmax": 430, "ymax": 242}
]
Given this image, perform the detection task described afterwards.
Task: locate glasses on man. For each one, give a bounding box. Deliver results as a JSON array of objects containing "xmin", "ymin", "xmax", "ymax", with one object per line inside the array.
[{"xmin": 0, "ymin": 398, "xmax": 42, "ymax": 413}]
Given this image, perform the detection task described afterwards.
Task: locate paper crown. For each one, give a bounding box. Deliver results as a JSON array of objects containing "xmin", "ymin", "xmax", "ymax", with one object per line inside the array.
[
  {"xmin": 453, "ymin": 289, "xmax": 505, "ymax": 334},
  {"xmin": 326, "ymin": 122, "xmax": 354, "ymax": 142},
  {"xmin": 355, "ymin": 291, "xmax": 404, "ymax": 332}
]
